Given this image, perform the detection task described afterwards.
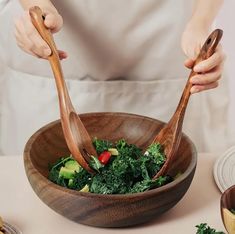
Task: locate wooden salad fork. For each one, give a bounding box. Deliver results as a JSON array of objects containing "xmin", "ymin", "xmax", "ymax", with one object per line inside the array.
[
  {"xmin": 29, "ymin": 6, "xmax": 97, "ymax": 174},
  {"xmin": 152, "ymin": 29, "xmax": 223, "ymax": 179}
]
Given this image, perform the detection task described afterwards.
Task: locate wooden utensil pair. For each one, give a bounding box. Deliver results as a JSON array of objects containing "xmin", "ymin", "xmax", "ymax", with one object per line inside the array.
[
  {"xmin": 29, "ymin": 6, "xmax": 222, "ymax": 179},
  {"xmin": 29, "ymin": 6, "xmax": 96, "ymax": 174}
]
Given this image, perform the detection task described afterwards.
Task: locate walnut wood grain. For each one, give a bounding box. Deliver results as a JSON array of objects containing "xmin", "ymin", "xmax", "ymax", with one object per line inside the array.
[
  {"xmin": 24, "ymin": 112, "xmax": 197, "ymax": 227},
  {"xmin": 221, "ymin": 185, "xmax": 235, "ymax": 234},
  {"xmin": 29, "ymin": 6, "xmax": 96, "ymax": 173},
  {"xmin": 152, "ymin": 29, "xmax": 223, "ymax": 179}
]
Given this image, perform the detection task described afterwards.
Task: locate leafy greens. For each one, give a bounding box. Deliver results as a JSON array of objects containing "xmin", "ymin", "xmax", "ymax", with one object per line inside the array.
[
  {"xmin": 196, "ymin": 223, "xmax": 225, "ymax": 234},
  {"xmin": 48, "ymin": 138, "xmax": 172, "ymax": 194}
]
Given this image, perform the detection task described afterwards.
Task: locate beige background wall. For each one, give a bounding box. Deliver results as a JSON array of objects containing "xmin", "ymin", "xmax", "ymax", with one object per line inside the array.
[{"xmin": 217, "ymin": 0, "xmax": 235, "ymax": 133}]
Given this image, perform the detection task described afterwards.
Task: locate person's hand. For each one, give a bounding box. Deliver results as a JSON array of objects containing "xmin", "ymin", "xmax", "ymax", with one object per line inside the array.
[
  {"xmin": 181, "ymin": 22, "xmax": 225, "ymax": 94},
  {"xmin": 14, "ymin": 8, "xmax": 67, "ymax": 60}
]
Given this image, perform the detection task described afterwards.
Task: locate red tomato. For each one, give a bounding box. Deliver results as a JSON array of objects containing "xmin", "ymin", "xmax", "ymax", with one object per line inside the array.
[{"xmin": 98, "ymin": 151, "xmax": 111, "ymax": 165}]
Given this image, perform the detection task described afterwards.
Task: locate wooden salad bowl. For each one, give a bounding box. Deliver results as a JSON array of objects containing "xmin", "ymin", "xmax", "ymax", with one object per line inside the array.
[
  {"xmin": 221, "ymin": 185, "xmax": 235, "ymax": 234},
  {"xmin": 24, "ymin": 112, "xmax": 197, "ymax": 227}
]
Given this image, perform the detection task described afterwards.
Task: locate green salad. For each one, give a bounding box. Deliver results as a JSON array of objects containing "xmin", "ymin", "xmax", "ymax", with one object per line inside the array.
[
  {"xmin": 48, "ymin": 138, "xmax": 173, "ymax": 194},
  {"xmin": 196, "ymin": 223, "xmax": 225, "ymax": 234}
]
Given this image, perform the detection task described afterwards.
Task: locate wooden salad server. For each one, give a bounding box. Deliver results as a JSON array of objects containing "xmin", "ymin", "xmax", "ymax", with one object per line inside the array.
[
  {"xmin": 29, "ymin": 6, "xmax": 96, "ymax": 173},
  {"xmin": 152, "ymin": 29, "xmax": 223, "ymax": 179}
]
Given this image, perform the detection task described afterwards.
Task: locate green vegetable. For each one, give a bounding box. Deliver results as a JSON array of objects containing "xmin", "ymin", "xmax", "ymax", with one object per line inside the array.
[
  {"xmin": 116, "ymin": 139, "xmax": 142, "ymax": 159},
  {"xmin": 93, "ymin": 138, "xmax": 113, "ymax": 155},
  {"xmin": 48, "ymin": 156, "xmax": 73, "ymax": 188},
  {"xmin": 65, "ymin": 160, "xmax": 81, "ymax": 172},
  {"xmin": 89, "ymin": 155, "xmax": 104, "ymax": 171},
  {"xmin": 196, "ymin": 223, "xmax": 225, "ymax": 234},
  {"xmin": 49, "ymin": 139, "xmax": 173, "ymax": 194},
  {"xmin": 70, "ymin": 169, "xmax": 91, "ymax": 190},
  {"xmin": 146, "ymin": 143, "xmax": 163, "ymax": 157},
  {"xmin": 48, "ymin": 155, "xmax": 72, "ymax": 171},
  {"xmin": 68, "ymin": 178, "xmax": 74, "ymax": 188},
  {"xmin": 143, "ymin": 143, "xmax": 166, "ymax": 178},
  {"xmin": 59, "ymin": 167, "xmax": 75, "ymax": 179},
  {"xmin": 129, "ymin": 176, "xmax": 172, "ymax": 193}
]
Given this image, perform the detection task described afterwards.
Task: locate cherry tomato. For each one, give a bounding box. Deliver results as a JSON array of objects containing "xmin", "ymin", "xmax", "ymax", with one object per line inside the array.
[{"xmin": 98, "ymin": 151, "xmax": 111, "ymax": 165}]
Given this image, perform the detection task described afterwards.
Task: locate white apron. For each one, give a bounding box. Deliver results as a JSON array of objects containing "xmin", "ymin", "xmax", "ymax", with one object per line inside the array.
[{"xmin": 0, "ymin": 0, "xmax": 233, "ymax": 155}]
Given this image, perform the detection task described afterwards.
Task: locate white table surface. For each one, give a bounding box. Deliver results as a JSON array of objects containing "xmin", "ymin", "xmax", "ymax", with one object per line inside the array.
[{"xmin": 0, "ymin": 154, "xmax": 226, "ymax": 234}]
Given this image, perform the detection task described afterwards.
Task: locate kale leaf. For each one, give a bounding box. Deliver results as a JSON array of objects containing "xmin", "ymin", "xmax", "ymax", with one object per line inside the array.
[
  {"xmin": 116, "ymin": 139, "xmax": 142, "ymax": 159},
  {"xmin": 129, "ymin": 176, "xmax": 172, "ymax": 193},
  {"xmin": 90, "ymin": 169, "xmax": 129, "ymax": 194},
  {"xmin": 141, "ymin": 143, "xmax": 166, "ymax": 178},
  {"xmin": 196, "ymin": 223, "xmax": 225, "ymax": 234},
  {"xmin": 48, "ymin": 156, "xmax": 72, "ymax": 187},
  {"xmin": 68, "ymin": 169, "xmax": 91, "ymax": 190},
  {"xmin": 89, "ymin": 139, "xmax": 169, "ymax": 194},
  {"xmin": 48, "ymin": 156, "xmax": 92, "ymax": 190},
  {"xmin": 147, "ymin": 143, "xmax": 163, "ymax": 157},
  {"xmin": 93, "ymin": 138, "xmax": 113, "ymax": 155},
  {"xmin": 48, "ymin": 139, "xmax": 172, "ymax": 194}
]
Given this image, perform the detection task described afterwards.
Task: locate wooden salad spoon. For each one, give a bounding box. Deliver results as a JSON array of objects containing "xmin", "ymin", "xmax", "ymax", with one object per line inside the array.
[
  {"xmin": 152, "ymin": 29, "xmax": 223, "ymax": 179},
  {"xmin": 29, "ymin": 6, "xmax": 96, "ymax": 174}
]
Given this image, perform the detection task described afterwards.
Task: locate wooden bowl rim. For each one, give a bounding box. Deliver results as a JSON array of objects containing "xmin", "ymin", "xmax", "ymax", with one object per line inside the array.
[
  {"xmin": 221, "ymin": 184, "xmax": 235, "ymax": 209},
  {"xmin": 24, "ymin": 112, "xmax": 197, "ymax": 199}
]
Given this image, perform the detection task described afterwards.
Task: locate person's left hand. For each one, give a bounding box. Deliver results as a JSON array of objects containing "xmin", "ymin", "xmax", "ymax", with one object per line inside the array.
[{"xmin": 181, "ymin": 22, "xmax": 226, "ymax": 94}]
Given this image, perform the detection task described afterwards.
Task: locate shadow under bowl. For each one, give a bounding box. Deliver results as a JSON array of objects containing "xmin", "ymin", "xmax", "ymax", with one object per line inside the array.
[{"xmin": 24, "ymin": 112, "xmax": 197, "ymax": 227}]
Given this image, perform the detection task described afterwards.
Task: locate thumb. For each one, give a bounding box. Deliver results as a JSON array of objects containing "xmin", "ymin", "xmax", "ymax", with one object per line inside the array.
[
  {"xmin": 58, "ymin": 50, "xmax": 68, "ymax": 60},
  {"xmin": 44, "ymin": 12, "xmax": 63, "ymax": 33},
  {"xmin": 184, "ymin": 58, "xmax": 195, "ymax": 69}
]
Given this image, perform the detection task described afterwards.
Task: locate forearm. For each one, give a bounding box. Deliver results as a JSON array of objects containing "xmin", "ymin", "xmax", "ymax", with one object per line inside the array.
[
  {"xmin": 190, "ymin": 0, "xmax": 224, "ymax": 28},
  {"xmin": 19, "ymin": 0, "xmax": 57, "ymax": 12}
]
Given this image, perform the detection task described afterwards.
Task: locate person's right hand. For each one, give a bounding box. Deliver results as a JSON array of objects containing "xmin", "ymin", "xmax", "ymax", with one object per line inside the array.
[{"xmin": 14, "ymin": 9, "xmax": 67, "ymax": 60}]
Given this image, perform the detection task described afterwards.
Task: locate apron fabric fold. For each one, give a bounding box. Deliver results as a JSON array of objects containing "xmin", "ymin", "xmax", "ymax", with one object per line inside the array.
[{"xmin": 0, "ymin": 65, "xmax": 231, "ymax": 154}]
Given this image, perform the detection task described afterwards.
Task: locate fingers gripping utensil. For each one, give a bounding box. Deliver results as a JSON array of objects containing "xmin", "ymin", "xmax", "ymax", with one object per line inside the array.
[
  {"xmin": 29, "ymin": 6, "xmax": 97, "ymax": 174},
  {"xmin": 152, "ymin": 29, "xmax": 223, "ymax": 179}
]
